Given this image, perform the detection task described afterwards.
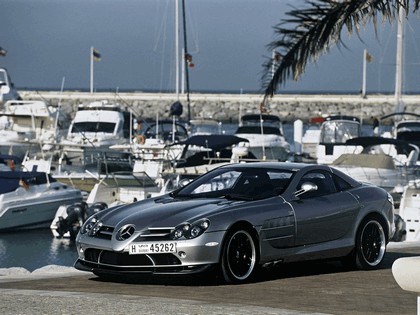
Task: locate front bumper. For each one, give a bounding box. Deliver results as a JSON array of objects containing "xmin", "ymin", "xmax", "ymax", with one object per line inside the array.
[{"xmin": 74, "ymin": 230, "xmax": 225, "ymax": 275}]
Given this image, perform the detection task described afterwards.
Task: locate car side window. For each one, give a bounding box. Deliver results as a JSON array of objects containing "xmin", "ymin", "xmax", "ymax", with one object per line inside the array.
[
  {"xmin": 298, "ymin": 171, "xmax": 337, "ymax": 199},
  {"xmin": 268, "ymin": 171, "xmax": 293, "ymax": 194},
  {"xmin": 332, "ymin": 174, "xmax": 353, "ymax": 192}
]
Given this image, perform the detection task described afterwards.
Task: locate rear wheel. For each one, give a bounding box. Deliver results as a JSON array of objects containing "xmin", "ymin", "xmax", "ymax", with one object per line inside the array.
[
  {"xmin": 354, "ymin": 218, "xmax": 386, "ymax": 269},
  {"xmin": 221, "ymin": 229, "xmax": 257, "ymax": 283}
]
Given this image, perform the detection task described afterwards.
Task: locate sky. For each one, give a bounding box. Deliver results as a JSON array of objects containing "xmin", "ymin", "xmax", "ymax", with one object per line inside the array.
[{"xmin": 1, "ymin": 0, "xmax": 420, "ymax": 94}]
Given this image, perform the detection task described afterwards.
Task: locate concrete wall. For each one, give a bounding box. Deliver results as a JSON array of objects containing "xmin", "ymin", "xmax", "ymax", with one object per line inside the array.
[{"xmin": 18, "ymin": 90, "xmax": 420, "ymax": 124}]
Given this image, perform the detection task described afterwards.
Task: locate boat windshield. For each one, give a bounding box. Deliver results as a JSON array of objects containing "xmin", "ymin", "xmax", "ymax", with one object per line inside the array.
[
  {"xmin": 0, "ymin": 71, "xmax": 6, "ymax": 84},
  {"xmin": 320, "ymin": 121, "xmax": 360, "ymax": 144},
  {"xmin": 0, "ymin": 171, "xmax": 55, "ymax": 194},
  {"xmin": 236, "ymin": 126, "xmax": 282, "ymax": 136},
  {"xmin": 71, "ymin": 122, "xmax": 116, "ymax": 133}
]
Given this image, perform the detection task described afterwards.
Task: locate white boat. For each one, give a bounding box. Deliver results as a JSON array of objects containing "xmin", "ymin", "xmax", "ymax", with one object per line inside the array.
[
  {"xmin": 22, "ymin": 148, "xmax": 134, "ymax": 193},
  {"xmin": 110, "ymin": 119, "xmax": 189, "ymax": 180},
  {"xmin": 234, "ymin": 114, "xmax": 290, "ymax": 161},
  {"xmin": 0, "ymin": 170, "xmax": 83, "ymax": 231},
  {"xmin": 331, "ymin": 137, "xmax": 419, "ymax": 194},
  {"xmin": 174, "ymin": 134, "xmax": 257, "ymax": 168},
  {"xmin": 62, "ymin": 100, "xmax": 132, "ymax": 152},
  {"xmin": 398, "ymin": 179, "xmax": 420, "ymax": 241},
  {"xmin": 380, "ymin": 112, "xmax": 420, "ymax": 166},
  {"xmin": 316, "ymin": 115, "xmax": 362, "ymax": 164},
  {"xmin": 189, "ymin": 118, "xmax": 223, "ymax": 135},
  {"xmin": 0, "ymin": 100, "xmax": 68, "ymax": 158},
  {"xmin": 0, "ymin": 67, "xmax": 21, "ymax": 104},
  {"xmin": 301, "ymin": 126, "xmax": 321, "ymax": 160}
]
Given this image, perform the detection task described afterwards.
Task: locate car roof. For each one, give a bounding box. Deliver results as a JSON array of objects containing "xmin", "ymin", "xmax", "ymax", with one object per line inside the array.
[
  {"xmin": 217, "ymin": 162, "xmax": 361, "ymax": 186},
  {"xmin": 219, "ymin": 162, "xmax": 329, "ymax": 172}
]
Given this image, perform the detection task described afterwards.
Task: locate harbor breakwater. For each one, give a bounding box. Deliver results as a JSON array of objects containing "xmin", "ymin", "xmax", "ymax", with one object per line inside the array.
[{"xmin": 19, "ymin": 90, "xmax": 420, "ymax": 124}]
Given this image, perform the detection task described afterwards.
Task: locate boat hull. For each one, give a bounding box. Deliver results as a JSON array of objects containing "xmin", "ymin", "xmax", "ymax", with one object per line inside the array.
[{"xmin": 0, "ymin": 184, "xmax": 82, "ymax": 231}]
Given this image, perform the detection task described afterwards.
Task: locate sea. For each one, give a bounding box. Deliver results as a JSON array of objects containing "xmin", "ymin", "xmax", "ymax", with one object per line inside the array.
[
  {"xmin": 0, "ymin": 123, "xmax": 380, "ymax": 272},
  {"xmin": 0, "ymin": 229, "xmax": 78, "ymax": 272}
]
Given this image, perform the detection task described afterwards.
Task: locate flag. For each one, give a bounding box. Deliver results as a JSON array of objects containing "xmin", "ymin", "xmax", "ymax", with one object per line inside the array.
[
  {"xmin": 185, "ymin": 53, "xmax": 194, "ymax": 68},
  {"xmin": 365, "ymin": 51, "xmax": 373, "ymax": 62},
  {"xmin": 92, "ymin": 48, "xmax": 101, "ymax": 61}
]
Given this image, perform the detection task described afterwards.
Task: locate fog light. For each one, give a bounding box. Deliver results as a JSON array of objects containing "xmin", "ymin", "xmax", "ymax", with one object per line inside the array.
[{"xmin": 178, "ymin": 251, "xmax": 186, "ymax": 258}]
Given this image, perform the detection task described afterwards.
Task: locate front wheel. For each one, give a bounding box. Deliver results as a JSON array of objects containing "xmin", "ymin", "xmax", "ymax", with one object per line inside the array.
[
  {"xmin": 221, "ymin": 229, "xmax": 257, "ymax": 283},
  {"xmin": 354, "ymin": 218, "xmax": 387, "ymax": 270}
]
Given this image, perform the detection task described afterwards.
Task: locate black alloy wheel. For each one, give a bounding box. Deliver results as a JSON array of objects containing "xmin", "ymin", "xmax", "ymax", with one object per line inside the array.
[
  {"xmin": 355, "ymin": 218, "xmax": 386, "ymax": 269},
  {"xmin": 221, "ymin": 229, "xmax": 257, "ymax": 283}
]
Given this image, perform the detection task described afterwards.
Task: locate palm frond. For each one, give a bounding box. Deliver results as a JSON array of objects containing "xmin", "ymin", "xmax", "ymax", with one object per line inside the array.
[{"xmin": 262, "ymin": 0, "xmax": 418, "ymax": 100}]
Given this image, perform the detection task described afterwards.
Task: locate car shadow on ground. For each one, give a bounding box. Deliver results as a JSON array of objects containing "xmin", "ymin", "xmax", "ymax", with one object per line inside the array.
[{"xmin": 88, "ymin": 248, "xmax": 420, "ymax": 286}]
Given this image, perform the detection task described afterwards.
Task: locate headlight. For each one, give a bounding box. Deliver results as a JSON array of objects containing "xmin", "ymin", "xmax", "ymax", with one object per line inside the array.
[
  {"xmin": 80, "ymin": 216, "xmax": 98, "ymax": 234},
  {"xmin": 170, "ymin": 219, "xmax": 210, "ymax": 240}
]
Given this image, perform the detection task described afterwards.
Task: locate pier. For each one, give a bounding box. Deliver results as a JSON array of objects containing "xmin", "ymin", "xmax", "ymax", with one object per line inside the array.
[{"xmin": 18, "ymin": 91, "xmax": 420, "ymax": 123}]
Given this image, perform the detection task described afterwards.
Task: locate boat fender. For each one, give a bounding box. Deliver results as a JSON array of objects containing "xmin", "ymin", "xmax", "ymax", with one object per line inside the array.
[{"xmin": 135, "ymin": 134, "xmax": 145, "ymax": 145}]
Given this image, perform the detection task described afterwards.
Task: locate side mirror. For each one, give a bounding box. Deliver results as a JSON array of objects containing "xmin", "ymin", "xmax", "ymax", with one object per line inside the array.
[{"xmin": 294, "ymin": 182, "xmax": 318, "ymax": 198}]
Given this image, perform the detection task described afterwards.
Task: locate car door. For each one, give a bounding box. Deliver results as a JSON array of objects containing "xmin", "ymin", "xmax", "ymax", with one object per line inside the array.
[
  {"xmin": 259, "ymin": 171, "xmax": 296, "ymax": 253},
  {"xmin": 290, "ymin": 170, "xmax": 360, "ymax": 246}
]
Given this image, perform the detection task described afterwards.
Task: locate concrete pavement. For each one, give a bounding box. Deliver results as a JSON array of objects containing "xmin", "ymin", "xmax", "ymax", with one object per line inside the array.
[{"xmin": 1, "ymin": 242, "xmax": 419, "ymax": 315}]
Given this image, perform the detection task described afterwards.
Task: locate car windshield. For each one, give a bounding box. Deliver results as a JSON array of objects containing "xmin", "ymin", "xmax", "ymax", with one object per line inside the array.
[{"xmin": 173, "ymin": 167, "xmax": 294, "ymax": 200}]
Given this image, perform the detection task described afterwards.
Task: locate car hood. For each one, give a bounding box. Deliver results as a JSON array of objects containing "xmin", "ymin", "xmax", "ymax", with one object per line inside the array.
[{"xmin": 96, "ymin": 195, "xmax": 237, "ymax": 230}]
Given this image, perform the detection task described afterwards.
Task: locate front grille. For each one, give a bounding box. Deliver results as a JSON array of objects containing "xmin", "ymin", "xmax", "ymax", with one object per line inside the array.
[
  {"xmin": 94, "ymin": 225, "xmax": 114, "ymax": 240},
  {"xmin": 101, "ymin": 251, "xmax": 154, "ymax": 266},
  {"xmin": 134, "ymin": 227, "xmax": 173, "ymax": 242},
  {"xmin": 84, "ymin": 248, "xmax": 181, "ymax": 267}
]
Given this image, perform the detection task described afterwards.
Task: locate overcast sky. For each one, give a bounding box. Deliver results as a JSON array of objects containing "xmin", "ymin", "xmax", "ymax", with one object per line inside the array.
[{"xmin": 1, "ymin": 0, "xmax": 420, "ymax": 94}]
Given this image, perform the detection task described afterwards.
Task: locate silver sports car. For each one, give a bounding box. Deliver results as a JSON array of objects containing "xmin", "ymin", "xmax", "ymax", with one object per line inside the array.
[{"xmin": 75, "ymin": 162, "xmax": 395, "ymax": 283}]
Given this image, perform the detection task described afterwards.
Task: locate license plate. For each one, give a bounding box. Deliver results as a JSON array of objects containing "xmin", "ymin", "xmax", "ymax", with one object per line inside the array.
[{"xmin": 128, "ymin": 242, "xmax": 177, "ymax": 255}]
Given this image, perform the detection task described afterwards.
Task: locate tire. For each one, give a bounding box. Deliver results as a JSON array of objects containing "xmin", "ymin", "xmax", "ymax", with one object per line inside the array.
[
  {"xmin": 354, "ymin": 218, "xmax": 387, "ymax": 270},
  {"xmin": 221, "ymin": 229, "xmax": 257, "ymax": 283}
]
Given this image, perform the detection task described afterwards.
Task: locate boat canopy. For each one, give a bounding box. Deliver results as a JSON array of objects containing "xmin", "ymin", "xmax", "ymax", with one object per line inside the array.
[
  {"xmin": 0, "ymin": 171, "xmax": 55, "ymax": 194},
  {"xmin": 180, "ymin": 135, "xmax": 248, "ymax": 151},
  {"xmin": 240, "ymin": 114, "xmax": 281, "ymax": 123},
  {"xmin": 345, "ymin": 137, "xmax": 415, "ymax": 155},
  {"xmin": 236, "ymin": 126, "xmax": 282, "ymax": 136}
]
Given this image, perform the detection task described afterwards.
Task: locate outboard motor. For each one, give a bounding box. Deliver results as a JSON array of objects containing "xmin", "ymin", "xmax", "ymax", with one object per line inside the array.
[{"xmin": 56, "ymin": 202, "xmax": 88, "ymax": 240}]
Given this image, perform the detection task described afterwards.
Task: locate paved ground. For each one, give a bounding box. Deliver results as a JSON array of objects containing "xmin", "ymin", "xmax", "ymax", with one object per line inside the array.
[{"xmin": 1, "ymin": 242, "xmax": 419, "ymax": 315}]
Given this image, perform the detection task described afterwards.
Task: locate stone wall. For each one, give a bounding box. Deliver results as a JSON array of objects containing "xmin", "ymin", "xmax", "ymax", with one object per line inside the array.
[{"xmin": 18, "ymin": 90, "xmax": 420, "ymax": 124}]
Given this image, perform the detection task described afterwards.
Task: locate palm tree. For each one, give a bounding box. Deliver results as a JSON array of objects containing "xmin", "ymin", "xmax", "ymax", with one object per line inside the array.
[{"xmin": 262, "ymin": 0, "xmax": 419, "ymax": 101}]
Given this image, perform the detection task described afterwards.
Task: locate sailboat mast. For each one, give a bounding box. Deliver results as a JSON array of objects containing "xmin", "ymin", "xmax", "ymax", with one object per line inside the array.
[
  {"xmin": 394, "ymin": 6, "xmax": 405, "ymax": 114},
  {"xmin": 181, "ymin": 0, "xmax": 191, "ymax": 121},
  {"xmin": 175, "ymin": 0, "xmax": 180, "ymax": 101}
]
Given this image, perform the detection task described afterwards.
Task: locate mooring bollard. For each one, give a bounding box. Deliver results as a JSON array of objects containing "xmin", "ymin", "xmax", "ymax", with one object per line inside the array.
[{"xmin": 392, "ymin": 257, "xmax": 420, "ymax": 315}]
